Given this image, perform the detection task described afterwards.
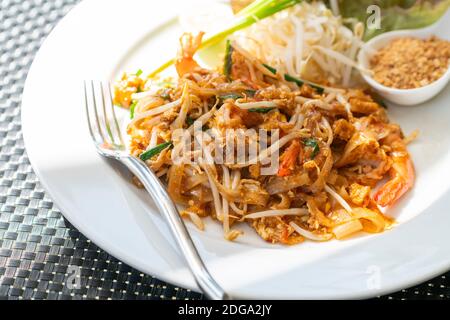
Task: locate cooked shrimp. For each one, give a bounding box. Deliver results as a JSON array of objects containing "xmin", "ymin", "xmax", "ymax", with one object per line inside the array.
[
  {"xmin": 175, "ymin": 32, "xmax": 204, "ymax": 77},
  {"xmin": 117, "ymin": 31, "xmax": 417, "ymax": 245},
  {"xmin": 278, "ymin": 139, "xmax": 301, "ymax": 177},
  {"xmin": 373, "ymin": 133, "xmax": 415, "ymax": 207}
]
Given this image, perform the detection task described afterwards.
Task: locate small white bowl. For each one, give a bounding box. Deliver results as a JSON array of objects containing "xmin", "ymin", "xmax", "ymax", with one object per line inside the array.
[{"xmin": 357, "ymin": 9, "xmax": 450, "ymax": 106}]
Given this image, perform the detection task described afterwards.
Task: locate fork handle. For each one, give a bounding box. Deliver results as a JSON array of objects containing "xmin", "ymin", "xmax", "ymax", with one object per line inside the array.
[{"xmin": 122, "ymin": 156, "xmax": 230, "ymax": 300}]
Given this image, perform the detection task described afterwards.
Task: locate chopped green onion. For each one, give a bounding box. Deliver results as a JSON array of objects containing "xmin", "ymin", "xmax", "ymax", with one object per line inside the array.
[
  {"xmin": 219, "ymin": 90, "xmax": 256, "ymax": 101},
  {"xmin": 284, "ymin": 73, "xmax": 304, "ymax": 86},
  {"xmin": 245, "ymin": 89, "xmax": 257, "ymax": 97},
  {"xmin": 186, "ymin": 116, "xmax": 195, "ymax": 126},
  {"xmin": 263, "ymin": 63, "xmax": 325, "ymax": 94},
  {"xmin": 224, "ymin": 40, "xmax": 233, "ymax": 81},
  {"xmin": 374, "ymin": 96, "xmax": 388, "ymax": 109},
  {"xmin": 284, "ymin": 74, "xmax": 324, "ymax": 94},
  {"xmin": 263, "ymin": 63, "xmax": 277, "ymax": 75},
  {"xmin": 149, "ymin": 0, "xmax": 302, "ymax": 77},
  {"xmin": 248, "ymin": 107, "xmax": 275, "ymax": 113},
  {"xmin": 160, "ymin": 89, "xmax": 171, "ymax": 100},
  {"xmin": 135, "ymin": 69, "xmax": 143, "ymax": 77},
  {"xmin": 303, "ymin": 138, "xmax": 319, "ymax": 159},
  {"xmin": 140, "ymin": 141, "xmax": 173, "ymax": 161},
  {"xmin": 186, "ymin": 116, "xmax": 208, "ymax": 130},
  {"xmin": 220, "ymin": 93, "xmax": 243, "ymax": 101},
  {"xmin": 129, "ymin": 100, "xmax": 137, "ymax": 119}
]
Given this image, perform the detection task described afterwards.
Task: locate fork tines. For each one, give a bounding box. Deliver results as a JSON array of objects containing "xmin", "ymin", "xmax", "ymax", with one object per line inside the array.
[{"xmin": 84, "ymin": 80, "xmax": 124, "ymax": 149}]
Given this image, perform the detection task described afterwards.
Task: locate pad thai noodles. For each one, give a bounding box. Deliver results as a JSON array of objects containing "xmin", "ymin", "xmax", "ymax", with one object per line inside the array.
[{"xmin": 113, "ymin": 30, "xmax": 415, "ymax": 244}]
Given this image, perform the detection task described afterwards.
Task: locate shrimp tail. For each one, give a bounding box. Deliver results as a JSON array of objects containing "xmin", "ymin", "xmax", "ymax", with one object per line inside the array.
[
  {"xmin": 373, "ymin": 155, "xmax": 414, "ymax": 207},
  {"xmin": 175, "ymin": 32, "xmax": 204, "ymax": 77}
]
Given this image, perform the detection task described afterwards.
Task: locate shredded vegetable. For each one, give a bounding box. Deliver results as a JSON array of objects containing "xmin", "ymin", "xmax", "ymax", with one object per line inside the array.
[
  {"xmin": 234, "ymin": 1, "xmax": 365, "ymax": 86},
  {"xmin": 149, "ymin": 0, "xmax": 302, "ymax": 77}
]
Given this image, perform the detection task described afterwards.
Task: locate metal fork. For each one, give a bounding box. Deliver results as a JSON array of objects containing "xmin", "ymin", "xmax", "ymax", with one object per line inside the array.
[{"xmin": 84, "ymin": 81, "xmax": 229, "ymax": 300}]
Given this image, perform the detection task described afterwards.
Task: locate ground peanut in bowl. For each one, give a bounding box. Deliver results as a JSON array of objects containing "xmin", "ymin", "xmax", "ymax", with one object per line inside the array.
[{"xmin": 370, "ymin": 36, "xmax": 450, "ymax": 89}]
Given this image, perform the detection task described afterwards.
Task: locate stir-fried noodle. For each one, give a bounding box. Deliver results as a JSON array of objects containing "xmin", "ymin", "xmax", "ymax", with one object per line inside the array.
[{"xmin": 114, "ymin": 30, "xmax": 415, "ymax": 245}]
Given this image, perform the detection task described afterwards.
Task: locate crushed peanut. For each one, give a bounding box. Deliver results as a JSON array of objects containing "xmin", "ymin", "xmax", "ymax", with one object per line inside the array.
[{"xmin": 370, "ymin": 36, "xmax": 450, "ymax": 89}]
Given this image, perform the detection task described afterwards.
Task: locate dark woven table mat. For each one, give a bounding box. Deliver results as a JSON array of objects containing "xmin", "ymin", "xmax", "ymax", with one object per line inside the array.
[{"xmin": 0, "ymin": 0, "xmax": 449, "ymax": 300}]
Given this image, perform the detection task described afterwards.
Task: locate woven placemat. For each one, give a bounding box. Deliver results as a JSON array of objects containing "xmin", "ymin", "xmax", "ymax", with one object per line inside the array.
[{"xmin": 0, "ymin": 0, "xmax": 449, "ymax": 300}]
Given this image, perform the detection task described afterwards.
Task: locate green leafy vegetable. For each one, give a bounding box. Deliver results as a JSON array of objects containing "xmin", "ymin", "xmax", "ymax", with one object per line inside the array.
[
  {"xmin": 284, "ymin": 73, "xmax": 304, "ymax": 86},
  {"xmin": 263, "ymin": 63, "xmax": 277, "ymax": 74},
  {"xmin": 186, "ymin": 116, "xmax": 209, "ymax": 130},
  {"xmin": 186, "ymin": 116, "xmax": 195, "ymax": 126},
  {"xmin": 129, "ymin": 100, "xmax": 137, "ymax": 119},
  {"xmin": 284, "ymin": 74, "xmax": 324, "ymax": 94},
  {"xmin": 149, "ymin": 0, "xmax": 302, "ymax": 77},
  {"xmin": 140, "ymin": 141, "xmax": 173, "ymax": 161},
  {"xmin": 334, "ymin": 0, "xmax": 450, "ymax": 40},
  {"xmin": 303, "ymin": 138, "xmax": 319, "ymax": 159},
  {"xmin": 135, "ymin": 69, "xmax": 143, "ymax": 77},
  {"xmin": 375, "ymin": 97, "xmax": 388, "ymax": 109},
  {"xmin": 248, "ymin": 107, "xmax": 275, "ymax": 113},
  {"xmin": 263, "ymin": 63, "xmax": 325, "ymax": 93},
  {"xmin": 245, "ymin": 89, "xmax": 257, "ymax": 97},
  {"xmin": 219, "ymin": 90, "xmax": 256, "ymax": 101},
  {"xmin": 220, "ymin": 93, "xmax": 243, "ymax": 101},
  {"xmin": 224, "ymin": 40, "xmax": 234, "ymax": 80},
  {"xmin": 160, "ymin": 89, "xmax": 171, "ymax": 100}
]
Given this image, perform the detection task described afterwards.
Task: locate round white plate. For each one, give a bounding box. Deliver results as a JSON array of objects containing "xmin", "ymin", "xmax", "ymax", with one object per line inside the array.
[{"xmin": 22, "ymin": 0, "xmax": 450, "ymax": 299}]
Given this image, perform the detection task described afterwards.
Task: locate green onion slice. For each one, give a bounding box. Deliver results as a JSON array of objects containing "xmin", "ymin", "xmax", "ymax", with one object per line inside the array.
[
  {"xmin": 140, "ymin": 141, "xmax": 173, "ymax": 161},
  {"xmin": 263, "ymin": 63, "xmax": 325, "ymax": 94},
  {"xmin": 220, "ymin": 93, "xmax": 243, "ymax": 100},
  {"xmin": 263, "ymin": 63, "xmax": 277, "ymax": 74},
  {"xmin": 129, "ymin": 100, "xmax": 137, "ymax": 119},
  {"xmin": 245, "ymin": 89, "xmax": 257, "ymax": 97},
  {"xmin": 303, "ymin": 138, "xmax": 320, "ymax": 159},
  {"xmin": 248, "ymin": 107, "xmax": 275, "ymax": 113},
  {"xmin": 224, "ymin": 40, "xmax": 234, "ymax": 81},
  {"xmin": 284, "ymin": 74, "xmax": 324, "ymax": 94},
  {"xmin": 186, "ymin": 116, "xmax": 195, "ymax": 126}
]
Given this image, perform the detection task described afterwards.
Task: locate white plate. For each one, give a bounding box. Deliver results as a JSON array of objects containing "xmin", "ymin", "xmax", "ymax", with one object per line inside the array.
[{"xmin": 22, "ymin": 0, "xmax": 450, "ymax": 299}]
